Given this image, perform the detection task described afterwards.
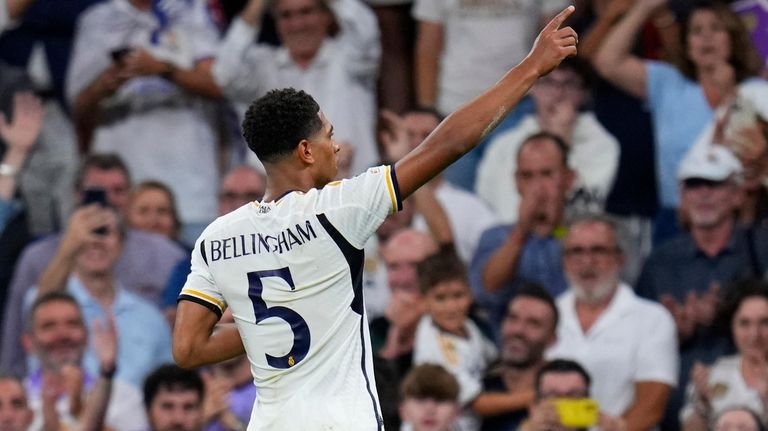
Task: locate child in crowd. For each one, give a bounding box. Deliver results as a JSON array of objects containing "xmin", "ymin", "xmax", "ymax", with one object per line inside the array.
[
  {"xmin": 400, "ymin": 363, "xmax": 462, "ymax": 431},
  {"xmin": 412, "ymin": 251, "xmax": 497, "ymax": 431}
]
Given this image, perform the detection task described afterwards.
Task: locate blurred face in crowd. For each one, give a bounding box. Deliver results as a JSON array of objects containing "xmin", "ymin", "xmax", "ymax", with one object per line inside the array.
[
  {"xmin": 537, "ymin": 371, "xmax": 589, "ymax": 400},
  {"xmin": 127, "ymin": 186, "xmax": 178, "ymax": 240},
  {"xmin": 562, "ymin": 221, "xmax": 623, "ymax": 305},
  {"xmin": 218, "ymin": 166, "xmax": 266, "ymax": 215},
  {"xmin": 515, "ymin": 137, "xmax": 573, "ymax": 233},
  {"xmin": 531, "ymin": 67, "xmax": 586, "ymax": 119},
  {"xmin": 404, "ymin": 112, "xmax": 440, "ymax": 150},
  {"xmin": 715, "ymin": 409, "xmax": 762, "ymax": 431},
  {"xmin": 500, "ymin": 296, "xmax": 556, "ymax": 367},
  {"xmin": 0, "ymin": 378, "xmax": 33, "ymax": 431},
  {"xmin": 400, "ymin": 397, "xmax": 458, "ymax": 431},
  {"xmin": 423, "ymin": 279, "xmax": 472, "ymax": 336},
  {"xmin": 382, "ymin": 230, "xmax": 438, "ymax": 294},
  {"xmin": 731, "ymin": 295, "xmax": 768, "ymax": 363},
  {"xmin": 23, "ymin": 300, "xmax": 86, "ymax": 371},
  {"xmin": 686, "ymin": 8, "xmax": 732, "ymax": 71},
  {"xmin": 274, "ymin": 0, "xmax": 333, "ymax": 62},
  {"xmin": 148, "ymin": 388, "xmax": 204, "ymax": 431},
  {"xmin": 334, "ymin": 141, "xmax": 355, "ymax": 180},
  {"xmin": 74, "ymin": 209, "xmax": 122, "ymax": 277},
  {"xmin": 680, "ymin": 178, "xmax": 740, "ymax": 229},
  {"xmin": 79, "ymin": 167, "xmax": 131, "ymax": 214}
]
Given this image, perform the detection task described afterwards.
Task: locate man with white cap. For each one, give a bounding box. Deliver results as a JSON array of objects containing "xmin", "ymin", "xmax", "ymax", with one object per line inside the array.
[{"xmin": 637, "ymin": 145, "xmax": 768, "ymax": 428}]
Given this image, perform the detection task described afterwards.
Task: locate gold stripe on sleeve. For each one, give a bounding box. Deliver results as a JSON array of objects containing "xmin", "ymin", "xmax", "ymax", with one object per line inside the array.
[
  {"xmin": 181, "ymin": 288, "xmax": 225, "ymax": 311},
  {"xmin": 384, "ymin": 165, "xmax": 397, "ymax": 214}
]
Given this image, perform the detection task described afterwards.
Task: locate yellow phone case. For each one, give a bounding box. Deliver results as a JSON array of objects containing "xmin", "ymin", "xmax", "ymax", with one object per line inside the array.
[{"xmin": 552, "ymin": 398, "xmax": 600, "ymax": 428}]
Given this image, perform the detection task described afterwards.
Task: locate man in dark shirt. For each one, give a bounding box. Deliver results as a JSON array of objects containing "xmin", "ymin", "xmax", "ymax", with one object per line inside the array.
[
  {"xmin": 473, "ymin": 284, "xmax": 557, "ymax": 431},
  {"xmin": 636, "ymin": 145, "xmax": 768, "ymax": 430}
]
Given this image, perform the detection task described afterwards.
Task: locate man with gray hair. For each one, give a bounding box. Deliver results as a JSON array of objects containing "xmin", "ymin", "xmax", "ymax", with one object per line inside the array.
[
  {"xmin": 636, "ymin": 145, "xmax": 768, "ymax": 429},
  {"xmin": 547, "ymin": 213, "xmax": 678, "ymax": 431}
]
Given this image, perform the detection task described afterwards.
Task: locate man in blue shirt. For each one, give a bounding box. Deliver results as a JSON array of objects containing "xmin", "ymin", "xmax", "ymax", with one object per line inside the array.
[{"xmin": 470, "ymin": 132, "xmax": 573, "ymax": 328}]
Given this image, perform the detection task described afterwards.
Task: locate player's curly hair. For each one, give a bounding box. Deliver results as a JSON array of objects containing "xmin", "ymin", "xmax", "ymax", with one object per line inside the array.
[{"xmin": 242, "ymin": 88, "xmax": 323, "ymax": 163}]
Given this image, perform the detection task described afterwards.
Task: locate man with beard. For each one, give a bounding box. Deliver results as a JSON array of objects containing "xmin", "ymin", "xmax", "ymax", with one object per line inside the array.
[
  {"xmin": 22, "ymin": 291, "xmax": 147, "ymax": 430},
  {"xmin": 471, "ymin": 283, "xmax": 558, "ymax": 431},
  {"xmin": 547, "ymin": 214, "xmax": 678, "ymax": 431},
  {"xmin": 470, "ymin": 132, "xmax": 573, "ymax": 332},
  {"xmin": 29, "ymin": 206, "xmax": 172, "ymax": 388},
  {"xmin": 636, "ymin": 145, "xmax": 768, "ymax": 429},
  {"xmin": 143, "ymin": 365, "xmax": 205, "ymax": 431}
]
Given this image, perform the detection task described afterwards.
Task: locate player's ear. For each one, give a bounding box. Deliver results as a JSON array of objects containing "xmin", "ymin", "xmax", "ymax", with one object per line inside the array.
[{"xmin": 296, "ymin": 139, "xmax": 315, "ymax": 165}]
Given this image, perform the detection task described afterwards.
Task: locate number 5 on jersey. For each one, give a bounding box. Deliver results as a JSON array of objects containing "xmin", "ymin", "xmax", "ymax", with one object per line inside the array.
[{"xmin": 247, "ymin": 268, "xmax": 310, "ymax": 369}]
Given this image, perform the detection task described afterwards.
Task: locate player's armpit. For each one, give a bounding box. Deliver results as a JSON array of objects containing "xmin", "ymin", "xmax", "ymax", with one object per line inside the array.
[{"xmin": 173, "ymin": 300, "xmax": 245, "ymax": 368}]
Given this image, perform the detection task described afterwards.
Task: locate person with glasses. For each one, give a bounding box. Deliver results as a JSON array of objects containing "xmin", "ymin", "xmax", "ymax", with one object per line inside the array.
[
  {"xmin": 548, "ymin": 213, "xmax": 678, "ymax": 431},
  {"xmin": 521, "ymin": 359, "xmax": 625, "ymax": 431},
  {"xmin": 637, "ymin": 145, "xmax": 768, "ymax": 429},
  {"xmin": 476, "ymin": 57, "xmax": 619, "ymax": 225}
]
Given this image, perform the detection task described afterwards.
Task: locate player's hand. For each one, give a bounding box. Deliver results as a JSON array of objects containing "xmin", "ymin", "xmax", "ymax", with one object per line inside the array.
[
  {"xmin": 0, "ymin": 92, "xmax": 43, "ymax": 156},
  {"xmin": 526, "ymin": 6, "xmax": 578, "ymax": 77}
]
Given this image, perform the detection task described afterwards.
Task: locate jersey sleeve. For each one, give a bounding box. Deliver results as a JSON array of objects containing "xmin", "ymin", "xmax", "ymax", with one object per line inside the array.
[
  {"xmin": 318, "ymin": 165, "xmax": 403, "ymax": 249},
  {"xmin": 178, "ymin": 239, "xmax": 226, "ymax": 317}
]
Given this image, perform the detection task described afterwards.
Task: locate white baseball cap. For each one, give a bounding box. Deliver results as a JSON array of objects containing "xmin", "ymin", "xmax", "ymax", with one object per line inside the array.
[{"xmin": 677, "ymin": 145, "xmax": 743, "ymax": 182}]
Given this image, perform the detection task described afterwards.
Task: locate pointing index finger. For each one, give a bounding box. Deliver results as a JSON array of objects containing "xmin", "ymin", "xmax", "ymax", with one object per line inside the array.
[{"xmin": 546, "ymin": 5, "xmax": 575, "ymax": 32}]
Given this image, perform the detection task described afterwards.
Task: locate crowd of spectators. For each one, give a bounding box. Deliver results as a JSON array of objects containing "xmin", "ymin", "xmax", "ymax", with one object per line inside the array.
[{"xmin": 1, "ymin": 0, "xmax": 768, "ymax": 430}]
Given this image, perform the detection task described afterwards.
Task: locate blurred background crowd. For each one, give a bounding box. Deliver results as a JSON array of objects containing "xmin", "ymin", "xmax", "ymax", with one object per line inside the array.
[{"xmin": 0, "ymin": 0, "xmax": 767, "ymax": 430}]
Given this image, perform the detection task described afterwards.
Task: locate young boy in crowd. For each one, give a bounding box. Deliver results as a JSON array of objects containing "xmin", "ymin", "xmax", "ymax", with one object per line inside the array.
[
  {"xmin": 400, "ymin": 364, "xmax": 461, "ymax": 431},
  {"xmin": 412, "ymin": 251, "xmax": 497, "ymax": 430}
]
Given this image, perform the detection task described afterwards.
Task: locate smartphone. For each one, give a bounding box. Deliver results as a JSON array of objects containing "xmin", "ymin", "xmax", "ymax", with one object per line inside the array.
[
  {"xmin": 552, "ymin": 398, "xmax": 599, "ymax": 428},
  {"xmin": 110, "ymin": 47, "xmax": 132, "ymax": 64},
  {"xmin": 725, "ymin": 96, "xmax": 759, "ymax": 142},
  {"xmin": 81, "ymin": 188, "xmax": 109, "ymax": 236},
  {"xmin": 82, "ymin": 188, "xmax": 108, "ymax": 207}
]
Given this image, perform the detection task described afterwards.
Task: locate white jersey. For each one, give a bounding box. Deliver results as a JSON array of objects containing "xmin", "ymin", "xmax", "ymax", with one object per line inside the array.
[{"xmin": 180, "ymin": 166, "xmax": 402, "ymax": 431}]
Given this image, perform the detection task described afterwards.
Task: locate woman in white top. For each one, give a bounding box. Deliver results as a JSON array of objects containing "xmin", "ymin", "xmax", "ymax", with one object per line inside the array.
[{"xmin": 682, "ymin": 279, "xmax": 768, "ymax": 430}]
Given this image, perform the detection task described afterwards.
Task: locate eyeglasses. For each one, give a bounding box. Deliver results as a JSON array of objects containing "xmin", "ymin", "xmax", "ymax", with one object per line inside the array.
[
  {"xmin": 682, "ymin": 178, "xmax": 728, "ymax": 189},
  {"xmin": 562, "ymin": 245, "xmax": 619, "ymax": 259}
]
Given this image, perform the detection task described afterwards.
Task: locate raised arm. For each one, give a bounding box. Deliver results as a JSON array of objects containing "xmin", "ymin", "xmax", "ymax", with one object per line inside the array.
[
  {"xmin": 592, "ymin": 0, "xmax": 666, "ymax": 99},
  {"xmin": 210, "ymin": 0, "xmax": 268, "ymax": 103},
  {"xmin": 395, "ymin": 6, "xmax": 578, "ymax": 198}
]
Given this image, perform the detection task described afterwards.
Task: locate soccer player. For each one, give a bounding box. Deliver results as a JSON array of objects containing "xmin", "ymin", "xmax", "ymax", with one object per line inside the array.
[{"xmin": 172, "ymin": 6, "xmax": 578, "ymax": 430}]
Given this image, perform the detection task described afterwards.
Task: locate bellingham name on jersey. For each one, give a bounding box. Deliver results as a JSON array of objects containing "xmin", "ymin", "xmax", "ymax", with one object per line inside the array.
[{"xmin": 207, "ymin": 220, "xmax": 318, "ymax": 261}]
